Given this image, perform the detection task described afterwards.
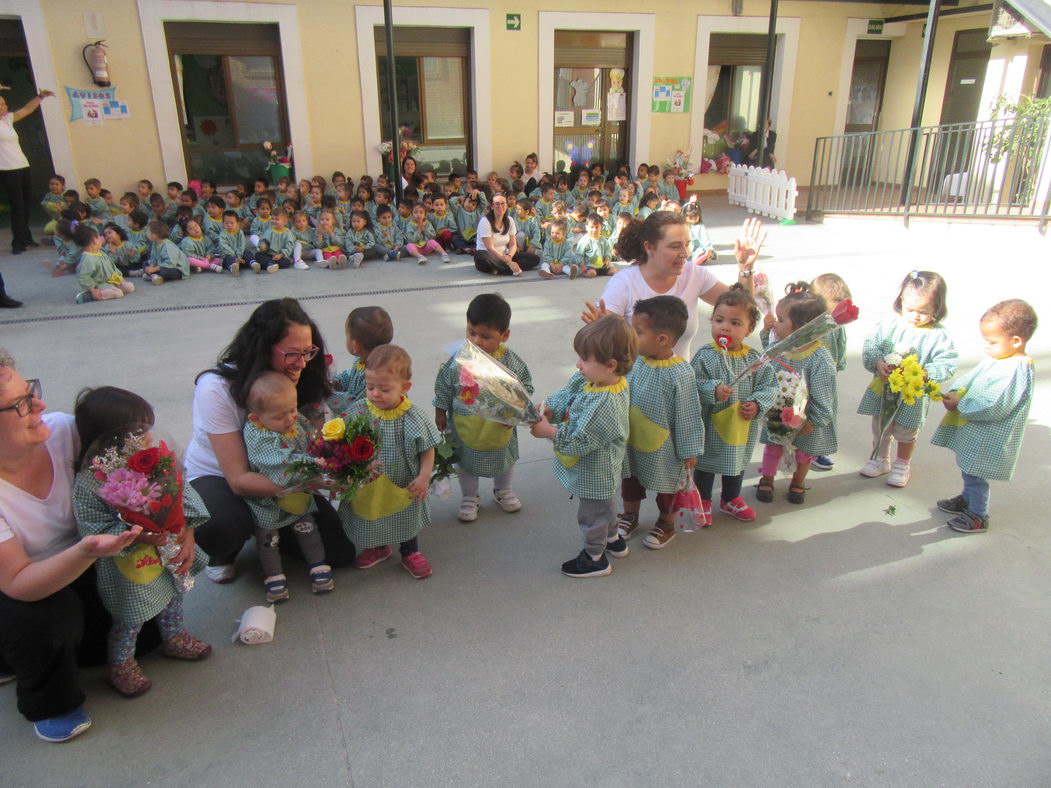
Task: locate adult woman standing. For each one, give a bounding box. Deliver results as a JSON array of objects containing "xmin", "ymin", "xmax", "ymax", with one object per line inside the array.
[
  {"xmin": 582, "ymin": 213, "xmax": 766, "ymax": 359},
  {"xmin": 401, "ymin": 155, "xmax": 419, "ymax": 192},
  {"xmin": 0, "ymin": 352, "xmax": 157, "ymax": 742},
  {"xmin": 185, "ymin": 298, "xmax": 356, "ymax": 583},
  {"xmin": 473, "ymin": 193, "xmax": 540, "ymax": 276}
]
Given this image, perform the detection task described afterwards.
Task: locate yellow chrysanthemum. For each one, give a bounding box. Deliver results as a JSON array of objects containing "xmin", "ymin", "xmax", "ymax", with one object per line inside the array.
[{"xmin": 902, "ymin": 393, "xmax": 917, "ymax": 406}]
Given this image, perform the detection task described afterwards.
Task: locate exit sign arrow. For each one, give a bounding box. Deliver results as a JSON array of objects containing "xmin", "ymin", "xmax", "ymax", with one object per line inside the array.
[{"xmin": 506, "ymin": 13, "xmax": 521, "ymax": 30}]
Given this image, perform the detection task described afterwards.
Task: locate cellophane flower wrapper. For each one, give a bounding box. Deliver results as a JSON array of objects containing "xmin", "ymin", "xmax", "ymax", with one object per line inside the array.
[
  {"xmin": 450, "ymin": 341, "xmax": 541, "ymax": 427},
  {"xmin": 89, "ymin": 426, "xmax": 193, "ymax": 593},
  {"xmin": 753, "ymin": 271, "xmax": 776, "ymax": 316},
  {"xmin": 285, "ymin": 412, "xmax": 381, "ymax": 502},
  {"xmin": 670, "ymin": 473, "xmax": 705, "ymax": 532},
  {"xmin": 763, "ymin": 367, "xmax": 810, "ymax": 473},
  {"xmin": 429, "ymin": 433, "xmax": 461, "ymax": 499}
]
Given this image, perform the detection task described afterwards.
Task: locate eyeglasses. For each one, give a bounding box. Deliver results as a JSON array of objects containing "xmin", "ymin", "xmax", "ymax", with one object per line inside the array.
[
  {"xmin": 0, "ymin": 379, "xmax": 41, "ymax": 417},
  {"xmin": 275, "ymin": 346, "xmax": 319, "ymax": 364}
]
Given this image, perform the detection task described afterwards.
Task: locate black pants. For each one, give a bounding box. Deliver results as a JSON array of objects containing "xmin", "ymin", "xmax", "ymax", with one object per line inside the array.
[
  {"xmin": 0, "ymin": 567, "xmax": 159, "ymax": 722},
  {"xmin": 694, "ymin": 470, "xmax": 744, "ymax": 503},
  {"xmin": 254, "ymin": 251, "xmax": 293, "ymax": 269},
  {"xmin": 153, "ymin": 267, "xmax": 184, "ymax": 281},
  {"xmin": 473, "ymin": 250, "xmax": 540, "ymax": 275},
  {"xmin": 0, "ymin": 166, "xmax": 33, "ymax": 250},
  {"xmin": 190, "ymin": 475, "xmax": 356, "ymax": 568}
]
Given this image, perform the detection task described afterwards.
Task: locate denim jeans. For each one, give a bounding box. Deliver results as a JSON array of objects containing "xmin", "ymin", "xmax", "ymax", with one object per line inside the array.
[{"xmin": 961, "ymin": 472, "xmax": 990, "ymax": 516}]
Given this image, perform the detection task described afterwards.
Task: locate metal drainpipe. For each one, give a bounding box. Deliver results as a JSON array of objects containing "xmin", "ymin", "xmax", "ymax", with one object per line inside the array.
[
  {"xmin": 900, "ymin": 0, "xmax": 942, "ymax": 226},
  {"xmin": 383, "ymin": 0, "xmax": 402, "ymax": 204},
  {"xmin": 755, "ymin": 0, "xmax": 779, "ymax": 170}
]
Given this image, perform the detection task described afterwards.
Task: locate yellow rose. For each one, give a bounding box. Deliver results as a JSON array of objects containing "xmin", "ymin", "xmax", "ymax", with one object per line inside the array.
[{"xmin": 321, "ymin": 417, "xmax": 346, "ymax": 441}]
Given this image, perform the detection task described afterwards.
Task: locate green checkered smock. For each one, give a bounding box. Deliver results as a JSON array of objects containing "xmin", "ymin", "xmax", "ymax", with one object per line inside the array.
[
  {"xmin": 826, "ymin": 325, "xmax": 848, "ymax": 373},
  {"xmin": 432, "ymin": 345, "xmax": 534, "ymax": 478},
  {"xmin": 243, "ymin": 416, "xmax": 319, "ymax": 531},
  {"xmin": 692, "ymin": 343, "xmax": 778, "ymax": 475},
  {"xmin": 857, "ymin": 318, "xmax": 958, "ymax": 430},
  {"xmin": 546, "ymin": 372, "xmax": 630, "ymax": 501},
  {"xmin": 931, "ymin": 355, "xmax": 1034, "ymax": 481},
  {"xmin": 331, "ymin": 357, "xmax": 366, "ymax": 407},
  {"xmin": 338, "ymin": 398, "xmax": 442, "ymax": 549},
  {"xmin": 73, "ymin": 473, "xmax": 209, "ymax": 626},
  {"xmin": 624, "ymin": 356, "xmax": 704, "ymax": 493},
  {"xmin": 761, "ymin": 343, "xmax": 839, "ymax": 457}
]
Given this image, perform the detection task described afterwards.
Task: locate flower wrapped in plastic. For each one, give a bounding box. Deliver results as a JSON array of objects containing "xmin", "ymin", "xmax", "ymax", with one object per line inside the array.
[
  {"xmin": 285, "ymin": 413, "xmax": 381, "ymax": 502},
  {"xmin": 729, "ymin": 299, "xmax": 860, "ymax": 386},
  {"xmin": 753, "ymin": 271, "xmax": 776, "ymax": 317},
  {"xmin": 669, "ymin": 473, "xmax": 705, "ymax": 532},
  {"xmin": 429, "ymin": 433, "xmax": 461, "ymax": 500},
  {"xmin": 89, "ymin": 427, "xmax": 194, "ymax": 592},
  {"xmin": 763, "ymin": 365, "xmax": 811, "ymax": 472},
  {"xmin": 870, "ymin": 350, "xmax": 944, "ymax": 459},
  {"xmin": 449, "ymin": 340, "xmax": 541, "ymax": 426}
]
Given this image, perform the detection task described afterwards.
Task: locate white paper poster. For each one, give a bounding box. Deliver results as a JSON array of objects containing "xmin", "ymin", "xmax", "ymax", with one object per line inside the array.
[
  {"xmin": 670, "ymin": 91, "xmax": 686, "ymax": 113},
  {"xmin": 581, "ymin": 109, "xmax": 602, "ymax": 126},
  {"xmin": 81, "ymin": 100, "xmax": 102, "ymax": 126},
  {"xmin": 554, "ymin": 110, "xmax": 574, "ymax": 128},
  {"xmin": 607, "ymin": 91, "xmax": 626, "ymax": 122}
]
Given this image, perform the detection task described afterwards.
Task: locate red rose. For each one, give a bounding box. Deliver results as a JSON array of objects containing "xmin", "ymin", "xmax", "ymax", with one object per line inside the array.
[
  {"xmin": 348, "ymin": 436, "xmax": 376, "ymax": 462},
  {"xmin": 160, "ymin": 494, "xmax": 173, "ymax": 508},
  {"xmin": 128, "ymin": 447, "xmax": 160, "ymax": 474},
  {"xmin": 832, "ymin": 299, "xmax": 859, "ymax": 325}
]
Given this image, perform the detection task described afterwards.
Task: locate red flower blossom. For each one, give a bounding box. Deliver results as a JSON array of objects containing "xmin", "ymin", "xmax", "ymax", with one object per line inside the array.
[
  {"xmin": 128, "ymin": 447, "xmax": 160, "ymax": 474},
  {"xmin": 832, "ymin": 299, "xmax": 859, "ymax": 325},
  {"xmin": 348, "ymin": 436, "xmax": 376, "ymax": 462},
  {"xmin": 458, "ymin": 383, "xmax": 480, "ymax": 406}
]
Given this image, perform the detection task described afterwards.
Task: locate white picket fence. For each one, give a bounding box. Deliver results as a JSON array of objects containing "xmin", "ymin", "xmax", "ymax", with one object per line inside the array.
[{"xmin": 727, "ymin": 164, "xmax": 798, "ymax": 222}]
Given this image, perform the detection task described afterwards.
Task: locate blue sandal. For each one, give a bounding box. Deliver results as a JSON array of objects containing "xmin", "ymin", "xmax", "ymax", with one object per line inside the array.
[
  {"xmin": 309, "ymin": 564, "xmax": 335, "ymax": 595},
  {"xmin": 264, "ymin": 575, "xmax": 290, "ymax": 603}
]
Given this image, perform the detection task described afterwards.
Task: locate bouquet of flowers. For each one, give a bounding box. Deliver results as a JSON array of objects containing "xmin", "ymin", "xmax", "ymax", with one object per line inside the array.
[
  {"xmin": 870, "ymin": 348, "xmax": 944, "ymax": 459},
  {"xmin": 450, "ymin": 341, "xmax": 541, "ymax": 427},
  {"xmin": 669, "ymin": 472, "xmax": 705, "ymax": 532},
  {"xmin": 89, "ymin": 427, "xmax": 193, "ymax": 592},
  {"xmin": 663, "ymin": 149, "xmax": 696, "ymax": 182},
  {"xmin": 263, "ymin": 140, "xmax": 292, "ymax": 183},
  {"xmin": 729, "ymin": 299, "xmax": 860, "ymax": 387},
  {"xmin": 285, "ymin": 413, "xmax": 381, "ymax": 502},
  {"xmin": 378, "ymin": 127, "xmax": 420, "ymax": 165},
  {"xmin": 753, "ymin": 271, "xmax": 776, "ymax": 317},
  {"xmin": 429, "ymin": 433, "xmax": 461, "ymax": 500},
  {"xmin": 763, "ymin": 366, "xmax": 811, "ymax": 472}
]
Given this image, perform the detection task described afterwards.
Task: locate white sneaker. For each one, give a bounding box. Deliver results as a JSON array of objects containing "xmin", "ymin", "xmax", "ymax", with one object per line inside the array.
[
  {"xmin": 441, "ymin": 253, "xmax": 451, "ymax": 263},
  {"xmin": 493, "ymin": 488, "xmax": 522, "ymax": 513},
  {"xmin": 886, "ymin": 460, "xmax": 911, "ymax": 487},
  {"xmin": 293, "ymin": 260, "xmax": 309, "ymax": 270},
  {"xmin": 859, "ymin": 457, "xmax": 893, "ymax": 478},
  {"xmin": 416, "ymin": 256, "xmax": 428, "ymax": 265},
  {"xmin": 458, "ymin": 495, "xmax": 480, "ymax": 522},
  {"xmin": 205, "ymin": 564, "xmax": 236, "ymax": 584},
  {"xmin": 350, "ymin": 253, "xmax": 363, "ymax": 269}
]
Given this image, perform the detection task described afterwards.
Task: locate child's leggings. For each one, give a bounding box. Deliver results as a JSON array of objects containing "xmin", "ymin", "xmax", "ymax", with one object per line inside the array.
[
  {"xmin": 621, "ymin": 475, "xmax": 674, "ymax": 514},
  {"xmin": 405, "ymin": 239, "xmax": 443, "ymax": 258},
  {"xmin": 871, "ymin": 415, "xmax": 919, "ymax": 458},
  {"xmin": 692, "ymin": 470, "xmax": 744, "ymax": 503},
  {"xmin": 254, "ymin": 515, "xmax": 326, "ymax": 578},
  {"xmin": 292, "ymin": 242, "xmax": 323, "ymax": 263},
  {"xmin": 187, "ymin": 256, "xmax": 214, "ymax": 271},
  {"xmin": 108, "ymin": 593, "xmax": 184, "ymax": 666},
  {"xmin": 760, "ymin": 444, "xmax": 815, "ymax": 476},
  {"xmin": 459, "ymin": 468, "xmax": 514, "ymax": 498}
]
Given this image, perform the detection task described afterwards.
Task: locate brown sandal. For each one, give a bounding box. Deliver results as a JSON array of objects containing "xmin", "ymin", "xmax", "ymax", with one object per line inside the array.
[
  {"xmin": 788, "ymin": 485, "xmax": 807, "ymax": 504},
  {"xmin": 756, "ymin": 476, "xmax": 774, "ymax": 503},
  {"xmin": 162, "ymin": 632, "xmax": 212, "ymax": 661},
  {"xmin": 109, "ymin": 659, "xmax": 152, "ymax": 697}
]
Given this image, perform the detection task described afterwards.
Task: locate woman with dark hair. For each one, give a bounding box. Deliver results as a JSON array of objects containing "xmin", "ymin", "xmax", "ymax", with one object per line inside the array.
[
  {"xmin": 473, "ymin": 193, "xmax": 540, "ymax": 276},
  {"xmin": 184, "ymin": 298, "xmax": 356, "ymax": 583},
  {"xmin": 401, "ymin": 155, "xmax": 419, "ymax": 191},
  {"xmin": 582, "ymin": 213, "xmax": 765, "ymax": 358},
  {"xmin": 522, "ymin": 153, "xmax": 540, "ymax": 196}
]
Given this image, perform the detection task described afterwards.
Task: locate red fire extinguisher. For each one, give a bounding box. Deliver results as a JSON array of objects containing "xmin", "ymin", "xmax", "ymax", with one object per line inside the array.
[{"xmin": 82, "ymin": 40, "xmax": 110, "ymax": 87}]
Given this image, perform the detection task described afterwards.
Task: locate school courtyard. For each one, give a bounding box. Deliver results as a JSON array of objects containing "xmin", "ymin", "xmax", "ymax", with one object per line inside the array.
[{"xmin": 1, "ymin": 201, "xmax": 1050, "ymax": 785}]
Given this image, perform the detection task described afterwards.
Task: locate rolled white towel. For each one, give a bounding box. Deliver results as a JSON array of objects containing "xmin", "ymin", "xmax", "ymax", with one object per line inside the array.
[{"xmin": 232, "ymin": 605, "xmax": 276, "ymax": 644}]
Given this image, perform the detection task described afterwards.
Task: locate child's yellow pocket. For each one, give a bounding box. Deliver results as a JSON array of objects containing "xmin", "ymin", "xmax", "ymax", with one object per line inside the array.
[
  {"xmin": 627, "ymin": 406, "xmax": 669, "ymax": 453},
  {"xmin": 555, "ymin": 450, "xmax": 579, "ymax": 468},
  {"xmin": 713, "ymin": 402, "xmax": 751, "ymax": 446},
  {"xmin": 453, "ymin": 413, "xmax": 512, "ymax": 451},
  {"xmin": 115, "ymin": 545, "xmax": 164, "ymax": 585},
  {"xmin": 939, "ymin": 410, "xmax": 969, "ymax": 428},
  {"xmin": 352, "ymin": 474, "xmax": 412, "ymax": 520},
  {"xmin": 868, "ymin": 376, "xmax": 884, "ymax": 396},
  {"xmin": 277, "ymin": 492, "xmax": 311, "ymax": 515}
]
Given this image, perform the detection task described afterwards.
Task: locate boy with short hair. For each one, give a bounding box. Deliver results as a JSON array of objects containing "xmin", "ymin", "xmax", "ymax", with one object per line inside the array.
[
  {"xmin": 83, "ymin": 178, "xmax": 108, "ymax": 225},
  {"xmin": 216, "ymin": 209, "xmax": 254, "ymax": 275},
  {"xmin": 332, "ymin": 306, "xmax": 395, "ymax": 406},
  {"xmin": 434, "ymin": 293, "xmax": 534, "ymax": 522},
  {"xmin": 575, "ymin": 213, "xmax": 614, "ymax": 277},
  {"xmin": 144, "ymin": 220, "xmax": 190, "ymax": 285},
  {"xmin": 539, "ymin": 219, "xmax": 578, "ymax": 280}
]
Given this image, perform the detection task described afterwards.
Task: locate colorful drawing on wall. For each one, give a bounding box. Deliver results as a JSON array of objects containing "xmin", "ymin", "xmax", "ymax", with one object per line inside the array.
[{"xmin": 651, "ymin": 77, "xmax": 692, "ymax": 114}]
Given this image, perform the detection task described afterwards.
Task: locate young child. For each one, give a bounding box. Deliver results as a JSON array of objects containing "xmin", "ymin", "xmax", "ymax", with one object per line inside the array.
[
  {"xmin": 449, "ymin": 189, "xmax": 486, "ymax": 253},
  {"xmin": 253, "ymin": 209, "xmax": 295, "ymax": 272},
  {"xmin": 659, "ymin": 170, "xmax": 680, "ymax": 202},
  {"xmin": 332, "ymin": 306, "xmax": 394, "ymax": 406},
  {"xmin": 530, "ymin": 315, "xmax": 636, "ymax": 578},
  {"xmin": 610, "ymin": 212, "xmax": 633, "ymax": 261},
  {"xmin": 125, "ymin": 209, "xmax": 151, "ymax": 260},
  {"xmin": 637, "ymin": 192, "xmax": 661, "ymax": 220},
  {"xmin": 575, "ymin": 213, "xmax": 614, "ymax": 278},
  {"xmin": 291, "ymin": 210, "xmax": 322, "ymax": 267},
  {"xmin": 931, "ymin": 299, "xmax": 1037, "ymax": 533},
  {"xmin": 242, "ymin": 372, "xmax": 336, "ymax": 601},
  {"xmin": 857, "ymin": 271, "xmax": 957, "ymax": 487},
  {"xmin": 72, "ymin": 224, "xmax": 135, "ymax": 304},
  {"xmin": 691, "ymin": 286, "xmax": 777, "ymax": 521},
  {"xmin": 568, "ymin": 201, "xmax": 589, "ymax": 238},
  {"xmin": 514, "ymin": 199, "xmax": 542, "ymax": 255},
  {"xmin": 373, "ymin": 205, "xmax": 403, "ymax": 260},
  {"xmin": 216, "ymin": 209, "xmax": 254, "ymax": 275},
  {"xmin": 144, "ymin": 221, "xmax": 190, "ymax": 285},
  {"xmin": 72, "ymin": 387, "xmax": 210, "ymax": 697},
  {"xmin": 617, "ymin": 296, "xmax": 704, "ymax": 548},
  {"xmin": 683, "ymin": 200, "xmax": 715, "ymax": 264},
  {"xmin": 342, "ymin": 210, "xmax": 374, "ymax": 268},
  {"xmin": 41, "ymin": 174, "xmax": 65, "ymax": 235},
  {"xmin": 429, "ymin": 194, "xmax": 458, "ymax": 250},
  {"xmin": 808, "ymin": 273, "xmax": 852, "ymax": 472},
  {"xmin": 539, "ymin": 219, "xmax": 579, "ymax": 280},
  {"xmin": 248, "ymin": 197, "xmax": 273, "ymax": 248},
  {"xmin": 102, "ymin": 223, "xmax": 140, "ymax": 275},
  {"xmin": 50, "ymin": 218, "xmax": 80, "ymax": 277},
  {"xmin": 403, "ymin": 203, "xmax": 449, "ymax": 264},
  {"xmin": 434, "ymin": 294, "xmax": 534, "ymax": 522},
  {"xmin": 165, "ymin": 181, "xmax": 183, "ymax": 220},
  {"xmin": 313, "ymin": 211, "xmax": 348, "ymax": 269},
  {"xmin": 179, "ymin": 218, "xmax": 222, "ymax": 273},
  {"xmin": 757, "ymin": 283, "xmax": 838, "ymax": 504},
  {"xmin": 339, "ymin": 345, "xmax": 442, "ymax": 579},
  {"xmin": 82, "ymin": 178, "xmax": 108, "ymax": 225}
]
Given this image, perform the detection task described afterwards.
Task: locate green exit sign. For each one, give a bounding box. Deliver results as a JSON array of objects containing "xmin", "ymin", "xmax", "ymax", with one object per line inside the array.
[
  {"xmin": 506, "ymin": 13, "xmax": 521, "ymax": 31},
  {"xmin": 867, "ymin": 19, "xmax": 884, "ymax": 34}
]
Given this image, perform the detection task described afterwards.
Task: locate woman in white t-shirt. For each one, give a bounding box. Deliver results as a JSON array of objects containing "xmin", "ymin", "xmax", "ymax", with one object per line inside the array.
[
  {"xmin": 582, "ymin": 213, "xmax": 766, "ymax": 359},
  {"xmin": 0, "ymin": 352, "xmax": 146, "ymax": 742},
  {"xmin": 185, "ymin": 298, "xmax": 356, "ymax": 583},
  {"xmin": 473, "ymin": 193, "xmax": 540, "ymax": 276}
]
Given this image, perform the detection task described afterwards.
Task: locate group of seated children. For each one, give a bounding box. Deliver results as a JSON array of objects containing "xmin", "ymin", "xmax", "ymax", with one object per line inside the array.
[{"xmin": 41, "ymin": 159, "xmax": 716, "ymax": 303}]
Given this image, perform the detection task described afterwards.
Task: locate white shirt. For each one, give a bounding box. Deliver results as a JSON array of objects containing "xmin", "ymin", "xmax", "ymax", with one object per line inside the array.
[
  {"xmin": 0, "ymin": 113, "xmax": 29, "ymax": 171},
  {"xmin": 184, "ymin": 372, "xmax": 246, "ymax": 481},
  {"xmin": 600, "ymin": 262, "xmax": 721, "ymax": 359},
  {"xmin": 0, "ymin": 413, "xmax": 80, "ymax": 561},
  {"xmin": 477, "ymin": 215, "xmax": 518, "ymax": 256}
]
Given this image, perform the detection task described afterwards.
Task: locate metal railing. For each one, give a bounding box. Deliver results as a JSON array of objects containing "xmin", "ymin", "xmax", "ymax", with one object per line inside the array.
[{"xmin": 806, "ymin": 115, "xmax": 1051, "ymax": 231}]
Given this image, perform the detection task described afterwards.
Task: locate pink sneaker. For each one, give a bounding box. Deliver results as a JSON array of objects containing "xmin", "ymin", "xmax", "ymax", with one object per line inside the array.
[
  {"xmin": 401, "ymin": 551, "xmax": 432, "ymax": 579},
  {"xmin": 700, "ymin": 499, "xmax": 713, "ymax": 527},
  {"xmin": 719, "ymin": 496, "xmax": 756, "ymax": 522},
  {"xmin": 355, "ymin": 545, "xmax": 392, "ymax": 569}
]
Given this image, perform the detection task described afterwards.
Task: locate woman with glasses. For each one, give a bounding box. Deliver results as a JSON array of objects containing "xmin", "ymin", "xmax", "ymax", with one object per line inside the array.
[
  {"xmin": 185, "ymin": 298, "xmax": 356, "ymax": 584},
  {"xmin": 473, "ymin": 193, "xmax": 540, "ymax": 276},
  {"xmin": 0, "ymin": 352, "xmax": 153, "ymax": 742}
]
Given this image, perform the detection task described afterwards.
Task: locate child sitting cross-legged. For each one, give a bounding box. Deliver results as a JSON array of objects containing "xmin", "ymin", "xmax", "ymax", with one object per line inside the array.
[
  {"xmin": 575, "ymin": 213, "xmax": 614, "ymax": 278},
  {"xmin": 143, "ymin": 220, "xmax": 190, "ymax": 286},
  {"xmin": 538, "ymin": 219, "xmax": 579, "ymax": 280}
]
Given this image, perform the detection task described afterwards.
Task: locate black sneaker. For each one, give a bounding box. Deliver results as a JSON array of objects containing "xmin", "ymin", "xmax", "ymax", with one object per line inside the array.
[
  {"xmin": 937, "ymin": 495, "xmax": 967, "ymax": 514},
  {"xmin": 561, "ymin": 550, "xmax": 612, "ymax": 578},
  {"xmin": 605, "ymin": 536, "xmax": 629, "ymax": 559},
  {"xmin": 947, "ymin": 511, "xmax": 989, "ymax": 533}
]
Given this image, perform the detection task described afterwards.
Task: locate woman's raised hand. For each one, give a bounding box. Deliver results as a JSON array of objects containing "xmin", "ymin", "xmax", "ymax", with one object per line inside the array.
[
  {"xmin": 581, "ymin": 298, "xmax": 608, "ymax": 324},
  {"xmin": 734, "ymin": 217, "xmax": 767, "ymax": 272}
]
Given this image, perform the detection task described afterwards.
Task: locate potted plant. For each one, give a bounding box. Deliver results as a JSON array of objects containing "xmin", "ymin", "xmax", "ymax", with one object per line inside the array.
[{"xmin": 664, "ymin": 149, "xmax": 696, "ymax": 200}]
